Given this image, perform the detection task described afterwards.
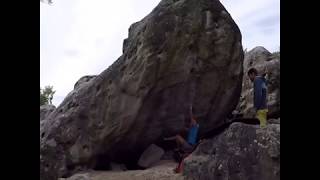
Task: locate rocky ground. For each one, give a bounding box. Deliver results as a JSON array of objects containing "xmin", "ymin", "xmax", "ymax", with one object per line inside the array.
[
  {"xmin": 59, "ymin": 160, "xmax": 184, "ymax": 180},
  {"xmin": 58, "ymin": 121, "xmax": 279, "ymax": 180},
  {"xmin": 184, "ymin": 123, "xmax": 280, "ymax": 180}
]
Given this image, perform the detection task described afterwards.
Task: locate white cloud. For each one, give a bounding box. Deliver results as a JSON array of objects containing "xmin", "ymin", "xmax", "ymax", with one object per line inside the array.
[
  {"xmin": 41, "ymin": 0, "xmax": 279, "ymax": 107},
  {"xmin": 220, "ymin": 0, "xmax": 280, "ymax": 51}
]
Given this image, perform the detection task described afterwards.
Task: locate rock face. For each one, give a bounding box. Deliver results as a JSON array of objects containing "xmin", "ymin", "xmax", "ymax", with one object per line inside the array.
[
  {"xmin": 40, "ymin": 0, "xmax": 243, "ymax": 179},
  {"xmin": 184, "ymin": 122, "xmax": 280, "ymax": 180},
  {"xmin": 238, "ymin": 46, "xmax": 280, "ymax": 119},
  {"xmin": 40, "ymin": 104, "xmax": 56, "ymax": 121},
  {"xmin": 74, "ymin": 75, "xmax": 97, "ymax": 89}
]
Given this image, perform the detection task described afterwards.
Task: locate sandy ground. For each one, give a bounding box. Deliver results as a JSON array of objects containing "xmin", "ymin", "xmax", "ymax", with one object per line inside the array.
[{"xmin": 60, "ymin": 160, "xmax": 185, "ymax": 180}]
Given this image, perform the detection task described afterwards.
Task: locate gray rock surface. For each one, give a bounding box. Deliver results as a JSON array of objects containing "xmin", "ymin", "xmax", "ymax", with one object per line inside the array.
[
  {"xmin": 184, "ymin": 122, "xmax": 280, "ymax": 180},
  {"xmin": 40, "ymin": 0, "xmax": 243, "ymax": 179},
  {"xmin": 40, "ymin": 104, "xmax": 56, "ymax": 121},
  {"xmin": 74, "ymin": 76, "xmax": 97, "ymax": 89}
]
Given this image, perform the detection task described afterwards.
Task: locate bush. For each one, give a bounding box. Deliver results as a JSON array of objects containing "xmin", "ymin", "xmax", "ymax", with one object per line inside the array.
[{"xmin": 40, "ymin": 86, "xmax": 55, "ymax": 106}]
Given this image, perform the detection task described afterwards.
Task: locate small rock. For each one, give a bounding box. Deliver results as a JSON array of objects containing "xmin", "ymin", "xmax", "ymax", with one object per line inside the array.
[{"xmin": 138, "ymin": 144, "xmax": 165, "ymax": 168}]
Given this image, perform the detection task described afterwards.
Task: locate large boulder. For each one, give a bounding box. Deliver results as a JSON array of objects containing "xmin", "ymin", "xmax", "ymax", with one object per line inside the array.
[
  {"xmin": 40, "ymin": 104, "xmax": 56, "ymax": 121},
  {"xmin": 138, "ymin": 144, "xmax": 165, "ymax": 169},
  {"xmin": 40, "ymin": 0, "xmax": 244, "ymax": 179},
  {"xmin": 238, "ymin": 46, "xmax": 280, "ymax": 119},
  {"xmin": 184, "ymin": 122, "xmax": 280, "ymax": 180}
]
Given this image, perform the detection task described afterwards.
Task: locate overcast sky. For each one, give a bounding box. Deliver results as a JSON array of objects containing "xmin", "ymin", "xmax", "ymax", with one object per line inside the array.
[{"xmin": 40, "ymin": 0, "xmax": 280, "ymax": 106}]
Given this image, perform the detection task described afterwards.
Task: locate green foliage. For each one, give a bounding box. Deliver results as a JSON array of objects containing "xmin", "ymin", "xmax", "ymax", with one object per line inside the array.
[{"xmin": 40, "ymin": 86, "xmax": 55, "ymax": 106}]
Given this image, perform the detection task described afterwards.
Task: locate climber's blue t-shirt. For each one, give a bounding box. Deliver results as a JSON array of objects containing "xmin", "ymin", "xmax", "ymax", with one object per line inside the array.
[{"xmin": 187, "ymin": 123, "xmax": 199, "ymax": 145}]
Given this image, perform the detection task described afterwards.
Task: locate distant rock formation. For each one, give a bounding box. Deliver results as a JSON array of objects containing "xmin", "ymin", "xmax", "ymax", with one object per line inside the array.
[{"xmin": 237, "ymin": 46, "xmax": 280, "ymax": 119}]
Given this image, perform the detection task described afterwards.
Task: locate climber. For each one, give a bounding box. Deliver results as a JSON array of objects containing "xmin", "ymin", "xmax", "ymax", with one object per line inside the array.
[
  {"xmin": 247, "ymin": 67, "xmax": 268, "ymax": 128},
  {"xmin": 163, "ymin": 105, "xmax": 200, "ymax": 173},
  {"xmin": 164, "ymin": 105, "xmax": 199, "ymax": 153}
]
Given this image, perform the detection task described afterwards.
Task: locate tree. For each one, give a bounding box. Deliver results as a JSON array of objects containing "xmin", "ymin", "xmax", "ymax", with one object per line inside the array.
[{"xmin": 40, "ymin": 86, "xmax": 55, "ymax": 106}]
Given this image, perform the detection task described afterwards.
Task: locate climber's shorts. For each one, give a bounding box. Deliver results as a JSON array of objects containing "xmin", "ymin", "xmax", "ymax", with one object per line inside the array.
[
  {"xmin": 181, "ymin": 141, "xmax": 193, "ymax": 152},
  {"xmin": 256, "ymin": 109, "xmax": 268, "ymax": 128}
]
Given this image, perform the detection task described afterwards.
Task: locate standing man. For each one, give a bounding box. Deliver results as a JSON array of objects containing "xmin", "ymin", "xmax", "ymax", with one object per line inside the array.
[{"xmin": 247, "ymin": 68, "xmax": 268, "ymax": 128}]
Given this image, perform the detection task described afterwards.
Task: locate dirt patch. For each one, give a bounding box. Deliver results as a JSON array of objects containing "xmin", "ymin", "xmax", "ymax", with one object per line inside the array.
[{"xmin": 60, "ymin": 160, "xmax": 184, "ymax": 180}]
